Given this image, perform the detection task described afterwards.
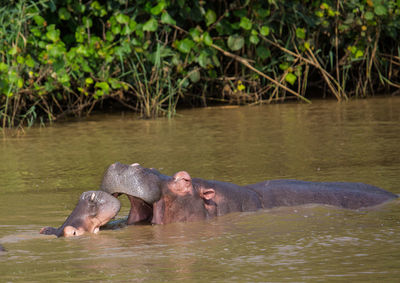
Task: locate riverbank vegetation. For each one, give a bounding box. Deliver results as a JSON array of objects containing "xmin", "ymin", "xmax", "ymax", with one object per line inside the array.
[{"xmin": 1, "ymin": 0, "xmax": 399, "ymax": 127}]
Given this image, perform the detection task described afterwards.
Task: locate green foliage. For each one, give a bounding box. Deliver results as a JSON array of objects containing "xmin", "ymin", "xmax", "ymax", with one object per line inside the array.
[{"xmin": 1, "ymin": 0, "xmax": 400, "ymax": 127}]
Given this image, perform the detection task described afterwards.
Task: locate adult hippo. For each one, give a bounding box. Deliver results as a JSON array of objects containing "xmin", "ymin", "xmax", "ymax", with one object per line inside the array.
[
  {"xmin": 40, "ymin": 191, "xmax": 120, "ymax": 237},
  {"xmin": 101, "ymin": 162, "xmax": 398, "ymax": 225}
]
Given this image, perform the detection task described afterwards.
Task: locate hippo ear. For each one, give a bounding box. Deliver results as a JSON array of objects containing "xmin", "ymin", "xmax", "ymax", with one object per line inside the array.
[
  {"xmin": 172, "ymin": 171, "xmax": 193, "ymax": 194},
  {"xmin": 199, "ymin": 188, "xmax": 215, "ymax": 200}
]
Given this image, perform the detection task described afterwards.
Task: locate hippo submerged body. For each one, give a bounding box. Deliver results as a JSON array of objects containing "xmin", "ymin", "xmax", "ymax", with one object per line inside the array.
[{"xmin": 101, "ymin": 162, "xmax": 398, "ymax": 225}]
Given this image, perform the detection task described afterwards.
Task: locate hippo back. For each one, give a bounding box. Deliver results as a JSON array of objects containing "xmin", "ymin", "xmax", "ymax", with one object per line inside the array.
[{"xmin": 246, "ymin": 180, "xmax": 398, "ymax": 209}]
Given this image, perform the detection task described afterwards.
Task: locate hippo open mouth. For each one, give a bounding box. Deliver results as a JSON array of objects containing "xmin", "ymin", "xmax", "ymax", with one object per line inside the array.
[
  {"xmin": 111, "ymin": 193, "xmax": 154, "ymax": 224},
  {"xmin": 100, "ymin": 162, "xmax": 166, "ymax": 225}
]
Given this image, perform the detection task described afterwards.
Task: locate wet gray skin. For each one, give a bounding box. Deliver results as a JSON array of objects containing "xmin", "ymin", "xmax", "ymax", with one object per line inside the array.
[
  {"xmin": 40, "ymin": 191, "xmax": 121, "ymax": 237},
  {"xmin": 100, "ymin": 162, "xmax": 165, "ymax": 203},
  {"xmin": 100, "ymin": 162, "xmax": 167, "ymax": 224}
]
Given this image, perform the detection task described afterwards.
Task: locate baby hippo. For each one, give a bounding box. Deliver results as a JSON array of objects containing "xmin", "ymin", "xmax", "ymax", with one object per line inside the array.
[{"xmin": 40, "ymin": 191, "xmax": 120, "ymax": 237}]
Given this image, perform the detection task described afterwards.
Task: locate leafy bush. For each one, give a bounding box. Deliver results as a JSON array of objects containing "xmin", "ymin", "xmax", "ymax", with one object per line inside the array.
[{"xmin": 1, "ymin": 0, "xmax": 400, "ymax": 127}]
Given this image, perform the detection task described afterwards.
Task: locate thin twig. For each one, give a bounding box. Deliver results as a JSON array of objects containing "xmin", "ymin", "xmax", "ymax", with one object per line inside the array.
[{"xmin": 210, "ymin": 43, "xmax": 311, "ymax": 103}]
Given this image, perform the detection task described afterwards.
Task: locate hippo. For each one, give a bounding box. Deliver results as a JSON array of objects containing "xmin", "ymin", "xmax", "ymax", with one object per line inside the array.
[
  {"xmin": 40, "ymin": 191, "xmax": 120, "ymax": 237},
  {"xmin": 100, "ymin": 162, "xmax": 398, "ymax": 225}
]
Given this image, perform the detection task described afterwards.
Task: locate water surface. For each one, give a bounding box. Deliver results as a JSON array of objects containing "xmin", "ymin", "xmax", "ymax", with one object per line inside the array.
[{"xmin": 1, "ymin": 97, "xmax": 399, "ymax": 281}]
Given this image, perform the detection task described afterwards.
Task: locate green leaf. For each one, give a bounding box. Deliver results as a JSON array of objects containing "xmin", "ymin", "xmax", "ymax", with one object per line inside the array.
[
  {"xmin": 320, "ymin": 3, "xmax": 329, "ymax": 9},
  {"xmin": 364, "ymin": 11, "xmax": 374, "ymax": 20},
  {"xmin": 257, "ymin": 8, "xmax": 270, "ymax": 18},
  {"xmin": 279, "ymin": 62, "xmax": 290, "ymax": 70},
  {"xmin": 17, "ymin": 78, "xmax": 24, "ymax": 88},
  {"xmin": 355, "ymin": 49, "xmax": 364, "ymax": 58},
  {"xmin": 0, "ymin": 62, "xmax": 9, "ymax": 72},
  {"xmin": 150, "ymin": 2, "xmax": 165, "ymax": 15},
  {"xmin": 197, "ymin": 50, "xmax": 212, "ymax": 69},
  {"xmin": 176, "ymin": 38, "xmax": 195, "ymax": 53},
  {"xmin": 8, "ymin": 70, "xmax": 19, "ymax": 83},
  {"xmin": 205, "ymin": 9, "xmax": 216, "ymax": 26},
  {"xmin": 315, "ymin": 11, "xmax": 324, "ymax": 18},
  {"xmin": 374, "ymin": 5, "xmax": 387, "ymax": 16},
  {"xmin": 189, "ymin": 69, "xmax": 200, "ymax": 83},
  {"xmin": 77, "ymin": 4, "xmax": 86, "ymax": 13},
  {"xmin": 8, "ymin": 46, "xmax": 18, "ymax": 55},
  {"xmin": 296, "ymin": 28, "xmax": 306, "ymax": 39},
  {"xmin": 30, "ymin": 27, "xmax": 41, "ymax": 37},
  {"xmin": 256, "ymin": 46, "xmax": 270, "ymax": 59},
  {"xmin": 129, "ymin": 19, "xmax": 137, "ymax": 30},
  {"xmin": 259, "ymin": 26, "xmax": 270, "ymax": 36},
  {"xmin": 85, "ymin": 77, "xmax": 94, "ymax": 85},
  {"xmin": 135, "ymin": 23, "xmax": 144, "ymax": 39},
  {"xmin": 58, "ymin": 7, "xmax": 71, "ymax": 20},
  {"xmin": 75, "ymin": 26, "xmax": 85, "ymax": 42},
  {"xmin": 91, "ymin": 1, "xmax": 102, "ymax": 10},
  {"xmin": 122, "ymin": 25, "xmax": 133, "ymax": 35},
  {"xmin": 198, "ymin": 51, "xmax": 211, "ymax": 68},
  {"xmin": 161, "ymin": 11, "xmax": 176, "ymax": 25},
  {"xmin": 17, "ymin": 55, "xmax": 24, "ymax": 64},
  {"xmin": 95, "ymin": 81, "xmax": 110, "ymax": 96},
  {"xmin": 116, "ymin": 13, "xmax": 130, "ymax": 24},
  {"xmin": 58, "ymin": 73, "xmax": 70, "ymax": 85},
  {"xmin": 109, "ymin": 78, "xmax": 122, "ymax": 89},
  {"xmin": 47, "ymin": 44, "xmax": 65, "ymax": 58},
  {"xmin": 212, "ymin": 55, "xmax": 220, "ymax": 67},
  {"xmin": 83, "ymin": 17, "xmax": 93, "ymax": 28},
  {"xmin": 190, "ymin": 28, "xmax": 201, "ymax": 42},
  {"xmin": 46, "ymin": 25, "xmax": 60, "ymax": 42},
  {"xmin": 111, "ymin": 23, "xmax": 121, "ymax": 35},
  {"xmin": 202, "ymin": 32, "xmax": 213, "ymax": 46},
  {"xmin": 143, "ymin": 17, "xmax": 158, "ymax": 32},
  {"xmin": 239, "ymin": 17, "xmax": 252, "ymax": 30},
  {"xmin": 250, "ymin": 34, "xmax": 259, "ymax": 45},
  {"xmin": 227, "ymin": 34, "xmax": 244, "ymax": 51},
  {"xmin": 285, "ymin": 73, "xmax": 297, "ymax": 85},
  {"xmin": 33, "ymin": 15, "xmax": 45, "ymax": 26}
]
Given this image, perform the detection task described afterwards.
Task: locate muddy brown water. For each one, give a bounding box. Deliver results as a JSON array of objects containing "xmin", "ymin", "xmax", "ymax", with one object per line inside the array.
[{"xmin": 1, "ymin": 97, "xmax": 399, "ymax": 281}]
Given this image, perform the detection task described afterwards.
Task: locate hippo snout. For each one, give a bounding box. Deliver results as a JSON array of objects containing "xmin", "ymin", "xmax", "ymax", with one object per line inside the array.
[{"xmin": 100, "ymin": 162, "xmax": 162, "ymax": 204}]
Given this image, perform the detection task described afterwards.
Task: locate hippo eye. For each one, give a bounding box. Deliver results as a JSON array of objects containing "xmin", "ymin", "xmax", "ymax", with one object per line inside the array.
[{"xmin": 73, "ymin": 231, "xmax": 76, "ymax": 236}]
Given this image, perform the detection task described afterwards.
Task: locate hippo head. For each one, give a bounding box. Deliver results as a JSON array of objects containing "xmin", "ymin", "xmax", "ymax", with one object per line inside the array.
[
  {"xmin": 152, "ymin": 171, "xmax": 216, "ymax": 224},
  {"xmin": 40, "ymin": 191, "xmax": 121, "ymax": 237}
]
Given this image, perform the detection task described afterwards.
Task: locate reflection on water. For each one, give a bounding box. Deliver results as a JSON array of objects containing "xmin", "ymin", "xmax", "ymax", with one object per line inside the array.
[{"xmin": 1, "ymin": 97, "xmax": 400, "ymax": 281}]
